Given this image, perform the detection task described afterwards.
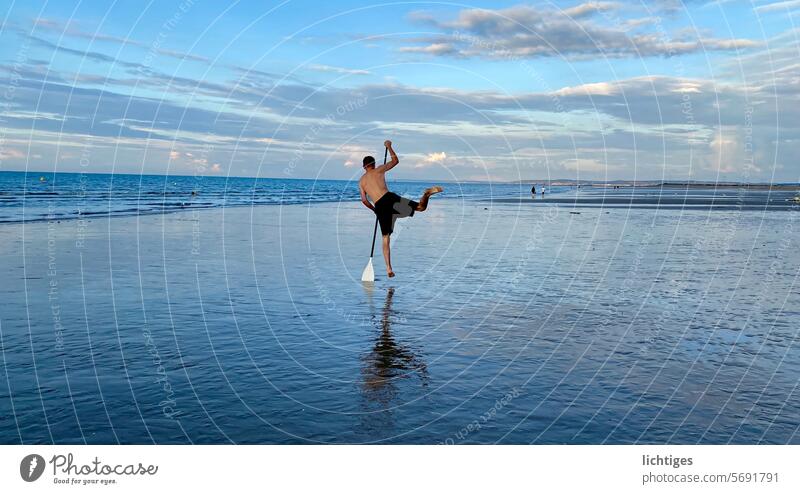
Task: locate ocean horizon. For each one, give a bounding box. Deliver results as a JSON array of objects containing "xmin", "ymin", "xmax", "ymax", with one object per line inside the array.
[{"xmin": 2, "ymin": 170, "xmax": 797, "ymax": 224}]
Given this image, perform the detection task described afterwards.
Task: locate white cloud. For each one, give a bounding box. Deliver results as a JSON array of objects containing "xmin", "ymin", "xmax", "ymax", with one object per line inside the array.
[
  {"xmin": 709, "ymin": 133, "xmax": 738, "ymax": 173},
  {"xmin": 32, "ymin": 17, "xmax": 210, "ymax": 63},
  {"xmin": 554, "ymin": 81, "xmax": 618, "ymax": 97},
  {"xmin": 307, "ymin": 64, "xmax": 370, "ymax": 75},
  {"xmin": 0, "ymin": 148, "xmax": 26, "ymax": 160},
  {"xmin": 399, "ymin": 43, "xmax": 457, "ymax": 55},
  {"xmin": 705, "ymin": 128, "xmax": 762, "ymax": 175},
  {"xmin": 342, "ymin": 145, "xmax": 372, "ymax": 168},
  {"xmin": 415, "ymin": 151, "xmax": 448, "ymax": 168},
  {"xmin": 562, "ymin": 1, "xmax": 618, "ymax": 18},
  {"xmin": 754, "ymin": 0, "xmax": 800, "ymax": 13},
  {"xmin": 402, "ymin": 3, "xmax": 759, "ymax": 59}
]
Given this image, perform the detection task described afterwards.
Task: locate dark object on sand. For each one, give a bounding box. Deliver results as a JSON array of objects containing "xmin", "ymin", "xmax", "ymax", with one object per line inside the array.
[{"xmin": 570, "ymin": 211, "xmax": 580, "ymax": 215}]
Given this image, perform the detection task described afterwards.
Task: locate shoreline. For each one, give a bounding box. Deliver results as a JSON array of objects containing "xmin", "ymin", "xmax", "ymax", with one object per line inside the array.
[{"xmin": 0, "ymin": 195, "xmax": 460, "ymax": 226}]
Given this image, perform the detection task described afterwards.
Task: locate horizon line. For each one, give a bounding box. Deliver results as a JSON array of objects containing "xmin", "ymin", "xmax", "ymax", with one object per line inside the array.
[{"xmin": 1, "ymin": 169, "xmax": 798, "ymax": 186}]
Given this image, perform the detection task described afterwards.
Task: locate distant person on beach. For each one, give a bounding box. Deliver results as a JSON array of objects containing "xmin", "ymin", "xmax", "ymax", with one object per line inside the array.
[
  {"xmin": 531, "ymin": 185, "xmax": 536, "ymax": 195},
  {"xmin": 359, "ymin": 140, "xmax": 443, "ymax": 278},
  {"xmin": 541, "ymin": 186, "xmax": 545, "ymax": 196}
]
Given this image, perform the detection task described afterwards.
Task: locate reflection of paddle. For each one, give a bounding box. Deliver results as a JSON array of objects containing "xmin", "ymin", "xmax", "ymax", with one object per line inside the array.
[{"xmin": 361, "ymin": 147, "xmax": 389, "ymax": 282}]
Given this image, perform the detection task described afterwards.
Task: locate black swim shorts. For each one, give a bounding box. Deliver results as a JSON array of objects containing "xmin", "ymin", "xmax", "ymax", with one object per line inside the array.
[{"xmin": 374, "ymin": 192, "xmax": 419, "ymax": 236}]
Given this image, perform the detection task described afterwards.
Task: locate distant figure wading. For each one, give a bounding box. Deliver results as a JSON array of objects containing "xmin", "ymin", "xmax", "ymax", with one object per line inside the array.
[{"xmin": 359, "ymin": 140, "xmax": 443, "ymax": 278}]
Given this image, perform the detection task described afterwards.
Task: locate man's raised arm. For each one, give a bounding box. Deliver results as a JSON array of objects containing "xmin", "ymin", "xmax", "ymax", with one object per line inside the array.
[{"xmin": 377, "ymin": 140, "xmax": 399, "ymax": 172}]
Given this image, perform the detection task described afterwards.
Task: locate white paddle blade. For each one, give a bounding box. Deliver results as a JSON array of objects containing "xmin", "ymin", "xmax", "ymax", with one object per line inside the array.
[{"xmin": 361, "ymin": 257, "xmax": 375, "ymax": 282}]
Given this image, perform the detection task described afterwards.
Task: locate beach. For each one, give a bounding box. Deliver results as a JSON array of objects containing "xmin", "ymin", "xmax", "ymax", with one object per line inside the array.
[{"xmin": 1, "ymin": 194, "xmax": 799, "ymax": 444}]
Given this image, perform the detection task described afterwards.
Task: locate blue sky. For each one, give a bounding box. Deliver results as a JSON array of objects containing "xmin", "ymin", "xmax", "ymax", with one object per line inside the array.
[{"xmin": 0, "ymin": 0, "xmax": 798, "ymax": 181}]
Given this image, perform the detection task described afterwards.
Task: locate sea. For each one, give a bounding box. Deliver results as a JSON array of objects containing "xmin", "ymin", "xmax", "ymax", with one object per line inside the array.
[{"xmin": 1, "ymin": 171, "xmax": 797, "ymax": 224}]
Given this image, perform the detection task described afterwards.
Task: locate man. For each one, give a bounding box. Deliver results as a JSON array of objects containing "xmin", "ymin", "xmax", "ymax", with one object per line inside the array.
[{"xmin": 359, "ymin": 140, "xmax": 443, "ymax": 278}]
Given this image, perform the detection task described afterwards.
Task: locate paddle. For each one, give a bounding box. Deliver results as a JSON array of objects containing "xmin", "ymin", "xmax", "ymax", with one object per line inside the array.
[{"xmin": 361, "ymin": 147, "xmax": 388, "ymax": 282}]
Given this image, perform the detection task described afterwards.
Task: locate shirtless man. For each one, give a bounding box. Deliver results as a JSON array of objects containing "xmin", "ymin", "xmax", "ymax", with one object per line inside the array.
[{"xmin": 359, "ymin": 140, "xmax": 443, "ymax": 277}]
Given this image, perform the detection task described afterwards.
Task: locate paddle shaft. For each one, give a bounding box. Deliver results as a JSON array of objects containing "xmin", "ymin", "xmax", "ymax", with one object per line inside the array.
[{"xmin": 368, "ymin": 147, "xmax": 389, "ymax": 257}]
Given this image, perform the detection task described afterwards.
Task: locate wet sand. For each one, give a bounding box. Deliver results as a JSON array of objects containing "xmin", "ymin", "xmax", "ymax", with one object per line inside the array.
[{"xmin": 1, "ymin": 198, "xmax": 799, "ymax": 444}]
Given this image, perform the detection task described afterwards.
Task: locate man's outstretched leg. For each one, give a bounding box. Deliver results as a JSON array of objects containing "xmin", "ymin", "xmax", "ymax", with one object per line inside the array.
[
  {"xmin": 415, "ymin": 186, "xmax": 443, "ymax": 212},
  {"xmin": 382, "ymin": 234, "xmax": 394, "ymax": 278}
]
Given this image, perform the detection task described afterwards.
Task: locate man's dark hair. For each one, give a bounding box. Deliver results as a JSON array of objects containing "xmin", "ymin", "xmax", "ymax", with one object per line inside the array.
[{"xmin": 363, "ymin": 156, "xmax": 375, "ymax": 168}]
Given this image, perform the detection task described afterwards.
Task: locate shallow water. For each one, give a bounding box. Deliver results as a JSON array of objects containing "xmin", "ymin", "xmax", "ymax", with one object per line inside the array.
[{"xmin": 1, "ymin": 195, "xmax": 799, "ymax": 444}]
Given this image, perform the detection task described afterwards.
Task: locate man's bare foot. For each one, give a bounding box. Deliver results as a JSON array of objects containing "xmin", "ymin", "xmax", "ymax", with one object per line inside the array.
[
  {"xmin": 387, "ymin": 270, "xmax": 395, "ymax": 278},
  {"xmin": 426, "ymin": 186, "xmax": 444, "ymax": 195}
]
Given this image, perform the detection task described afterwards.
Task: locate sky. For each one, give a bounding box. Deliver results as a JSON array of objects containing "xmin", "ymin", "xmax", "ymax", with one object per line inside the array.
[{"xmin": 0, "ymin": 0, "xmax": 798, "ymax": 182}]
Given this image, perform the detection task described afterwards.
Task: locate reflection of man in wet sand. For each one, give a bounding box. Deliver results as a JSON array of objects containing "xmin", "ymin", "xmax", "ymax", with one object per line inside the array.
[
  {"xmin": 361, "ymin": 288, "xmax": 428, "ymax": 406},
  {"xmin": 359, "ymin": 140, "xmax": 443, "ymax": 278}
]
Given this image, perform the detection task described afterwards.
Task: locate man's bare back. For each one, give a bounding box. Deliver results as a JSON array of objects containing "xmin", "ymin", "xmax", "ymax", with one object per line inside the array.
[{"xmin": 359, "ymin": 168, "xmax": 389, "ymax": 204}]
